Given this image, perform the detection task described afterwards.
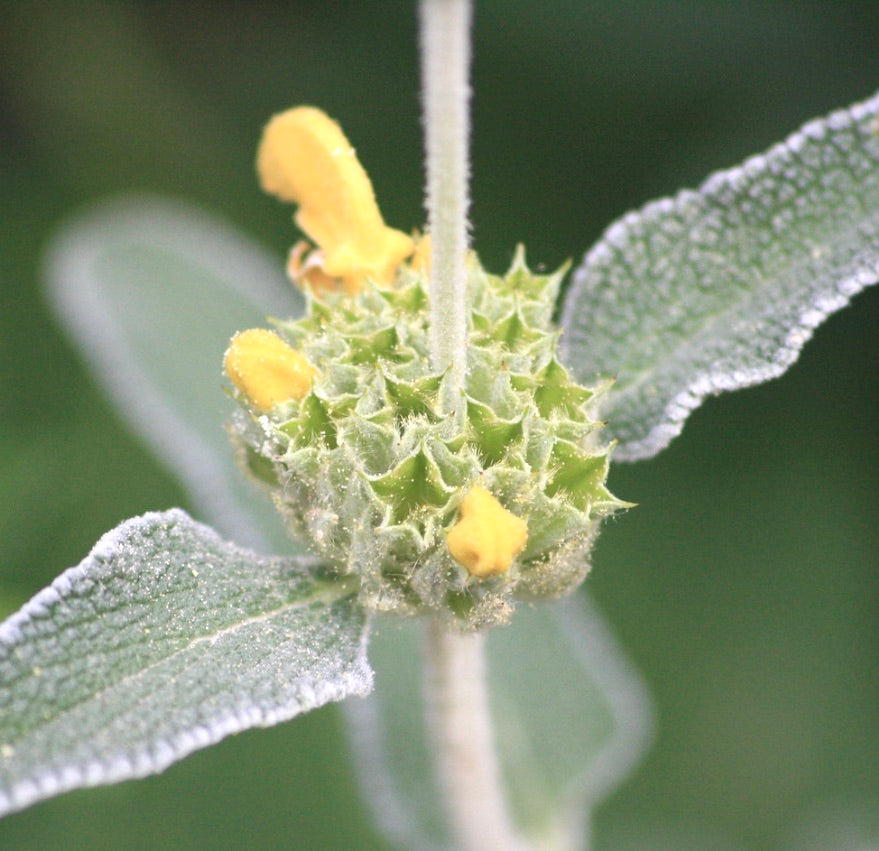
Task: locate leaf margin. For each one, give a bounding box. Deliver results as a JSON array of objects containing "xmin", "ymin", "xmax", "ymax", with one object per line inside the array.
[
  {"xmin": 560, "ymin": 88, "xmax": 879, "ymax": 461},
  {"xmin": 0, "ymin": 508, "xmax": 373, "ymax": 819}
]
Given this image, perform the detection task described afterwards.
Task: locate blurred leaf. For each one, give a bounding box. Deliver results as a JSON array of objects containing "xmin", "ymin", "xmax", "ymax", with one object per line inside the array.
[
  {"xmin": 0, "ymin": 508, "xmax": 372, "ymax": 819},
  {"xmin": 560, "ymin": 89, "xmax": 879, "ymax": 460},
  {"xmin": 346, "ymin": 599, "xmax": 653, "ymax": 850},
  {"xmin": 44, "ymin": 195, "xmax": 303, "ymax": 553}
]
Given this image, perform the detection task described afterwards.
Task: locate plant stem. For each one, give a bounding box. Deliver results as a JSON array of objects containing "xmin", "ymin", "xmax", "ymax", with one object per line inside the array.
[
  {"xmin": 422, "ymin": 619, "xmax": 530, "ymax": 851},
  {"xmin": 419, "ymin": 3, "xmax": 526, "ymax": 848},
  {"xmin": 419, "ymin": 0, "xmax": 471, "ymax": 407}
]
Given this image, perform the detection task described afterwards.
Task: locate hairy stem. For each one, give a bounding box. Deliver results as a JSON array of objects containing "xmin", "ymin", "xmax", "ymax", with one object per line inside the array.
[
  {"xmin": 419, "ymin": 4, "xmax": 526, "ymax": 848},
  {"xmin": 419, "ymin": 0, "xmax": 471, "ymax": 407},
  {"xmin": 422, "ymin": 620, "xmax": 530, "ymax": 851}
]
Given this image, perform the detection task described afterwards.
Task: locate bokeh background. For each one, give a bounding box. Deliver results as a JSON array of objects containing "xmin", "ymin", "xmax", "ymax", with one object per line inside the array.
[{"xmin": 1, "ymin": 1, "xmax": 877, "ymax": 848}]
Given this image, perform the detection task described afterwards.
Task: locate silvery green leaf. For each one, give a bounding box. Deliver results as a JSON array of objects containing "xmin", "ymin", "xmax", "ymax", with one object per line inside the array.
[
  {"xmin": 0, "ymin": 509, "xmax": 372, "ymax": 818},
  {"xmin": 346, "ymin": 598, "xmax": 653, "ymax": 851},
  {"xmin": 560, "ymin": 90, "xmax": 879, "ymax": 460},
  {"xmin": 44, "ymin": 196, "xmax": 304, "ymax": 552}
]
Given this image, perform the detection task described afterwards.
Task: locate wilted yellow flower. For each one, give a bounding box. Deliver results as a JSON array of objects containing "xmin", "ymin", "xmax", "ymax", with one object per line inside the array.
[
  {"xmin": 224, "ymin": 328, "xmax": 316, "ymax": 412},
  {"xmin": 446, "ymin": 485, "xmax": 528, "ymax": 578},
  {"xmin": 257, "ymin": 106, "xmax": 413, "ymax": 294}
]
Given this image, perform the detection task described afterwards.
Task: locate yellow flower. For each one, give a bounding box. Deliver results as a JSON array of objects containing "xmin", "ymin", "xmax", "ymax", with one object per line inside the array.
[
  {"xmin": 446, "ymin": 485, "xmax": 528, "ymax": 578},
  {"xmin": 224, "ymin": 328, "xmax": 316, "ymax": 412},
  {"xmin": 257, "ymin": 106, "xmax": 414, "ymax": 294}
]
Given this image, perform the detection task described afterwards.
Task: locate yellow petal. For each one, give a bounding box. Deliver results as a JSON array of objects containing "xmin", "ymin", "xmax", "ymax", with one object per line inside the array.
[
  {"xmin": 257, "ymin": 106, "xmax": 413, "ymax": 292},
  {"xmin": 224, "ymin": 328, "xmax": 316, "ymax": 412},
  {"xmin": 287, "ymin": 241, "xmax": 340, "ymax": 295},
  {"xmin": 446, "ymin": 485, "xmax": 528, "ymax": 578}
]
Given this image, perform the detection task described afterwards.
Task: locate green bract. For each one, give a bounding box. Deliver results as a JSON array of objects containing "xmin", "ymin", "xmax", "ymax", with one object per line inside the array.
[{"xmin": 228, "ymin": 249, "xmax": 625, "ymax": 629}]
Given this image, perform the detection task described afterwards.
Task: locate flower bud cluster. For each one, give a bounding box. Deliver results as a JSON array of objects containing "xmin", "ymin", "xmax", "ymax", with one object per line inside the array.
[{"xmin": 228, "ymin": 251, "xmax": 624, "ymax": 629}]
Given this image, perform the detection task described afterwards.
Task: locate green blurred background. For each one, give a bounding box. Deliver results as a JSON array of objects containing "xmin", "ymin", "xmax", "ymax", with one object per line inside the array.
[{"xmin": 1, "ymin": 1, "xmax": 877, "ymax": 848}]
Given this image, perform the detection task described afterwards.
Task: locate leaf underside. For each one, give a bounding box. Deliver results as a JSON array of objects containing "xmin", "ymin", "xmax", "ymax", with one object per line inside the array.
[
  {"xmin": 43, "ymin": 196, "xmax": 304, "ymax": 553},
  {"xmin": 561, "ymin": 89, "xmax": 879, "ymax": 460},
  {"xmin": 346, "ymin": 599, "xmax": 653, "ymax": 850},
  {"xmin": 0, "ymin": 509, "xmax": 371, "ymax": 819}
]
